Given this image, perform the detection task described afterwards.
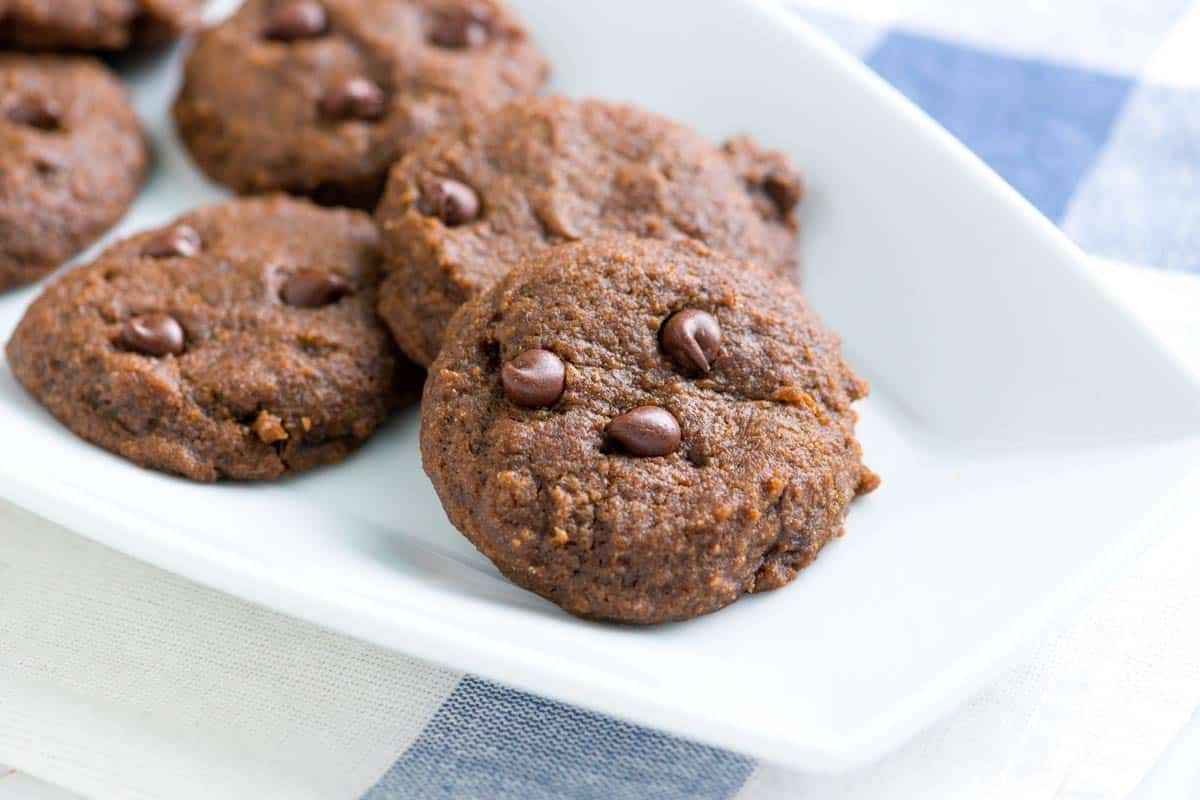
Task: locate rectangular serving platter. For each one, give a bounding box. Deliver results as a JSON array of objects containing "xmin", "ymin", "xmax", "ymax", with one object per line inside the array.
[{"xmin": 2, "ymin": 0, "xmax": 1199, "ymax": 771}]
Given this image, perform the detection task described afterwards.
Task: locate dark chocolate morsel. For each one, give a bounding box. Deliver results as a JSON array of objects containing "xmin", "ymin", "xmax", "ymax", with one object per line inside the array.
[
  {"xmin": 606, "ymin": 406, "xmax": 681, "ymax": 457},
  {"xmin": 4, "ymin": 95, "xmax": 62, "ymax": 131},
  {"xmin": 419, "ymin": 178, "xmax": 480, "ymax": 226},
  {"xmin": 118, "ymin": 313, "xmax": 186, "ymax": 357},
  {"xmin": 501, "ymin": 348, "xmax": 565, "ymax": 407},
  {"xmin": 660, "ymin": 308, "xmax": 721, "ymax": 374},
  {"xmin": 143, "ymin": 225, "xmax": 203, "ymax": 259},
  {"xmin": 320, "ymin": 76, "xmax": 385, "ymax": 121},
  {"xmin": 763, "ymin": 170, "xmax": 803, "ymax": 215},
  {"xmin": 265, "ymin": 0, "xmax": 328, "ymax": 40},
  {"xmin": 280, "ymin": 268, "xmax": 351, "ymax": 308},
  {"xmin": 429, "ymin": 6, "xmax": 491, "ymax": 48}
]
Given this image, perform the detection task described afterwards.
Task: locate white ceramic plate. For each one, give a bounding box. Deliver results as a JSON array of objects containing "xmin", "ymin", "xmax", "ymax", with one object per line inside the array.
[{"xmin": 2, "ymin": 0, "xmax": 1200, "ymax": 772}]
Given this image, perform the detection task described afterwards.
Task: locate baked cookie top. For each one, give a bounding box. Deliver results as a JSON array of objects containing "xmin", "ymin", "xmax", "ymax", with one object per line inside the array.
[
  {"xmin": 0, "ymin": 0, "xmax": 204, "ymax": 50},
  {"xmin": 6, "ymin": 195, "xmax": 418, "ymax": 482},
  {"xmin": 0, "ymin": 53, "xmax": 148, "ymax": 290},
  {"xmin": 173, "ymin": 0, "xmax": 548, "ymax": 208},
  {"xmin": 421, "ymin": 238, "xmax": 876, "ymax": 624},
  {"xmin": 376, "ymin": 96, "xmax": 804, "ymax": 367}
]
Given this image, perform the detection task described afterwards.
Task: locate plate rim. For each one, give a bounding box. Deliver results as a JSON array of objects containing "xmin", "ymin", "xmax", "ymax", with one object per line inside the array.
[
  {"xmin": 3, "ymin": 440, "xmax": 1199, "ymax": 771},
  {"xmin": 2, "ymin": 0, "xmax": 1200, "ymax": 771}
]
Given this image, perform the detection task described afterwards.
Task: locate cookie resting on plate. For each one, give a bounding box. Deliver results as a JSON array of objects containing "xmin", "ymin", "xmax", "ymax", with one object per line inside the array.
[
  {"xmin": 6, "ymin": 196, "xmax": 421, "ymax": 482},
  {"xmin": 376, "ymin": 96, "xmax": 805, "ymax": 367},
  {"xmin": 421, "ymin": 238, "xmax": 877, "ymax": 624},
  {"xmin": 0, "ymin": 53, "xmax": 148, "ymax": 291},
  {"xmin": 0, "ymin": 0, "xmax": 204, "ymax": 50},
  {"xmin": 173, "ymin": 0, "xmax": 549, "ymax": 208}
]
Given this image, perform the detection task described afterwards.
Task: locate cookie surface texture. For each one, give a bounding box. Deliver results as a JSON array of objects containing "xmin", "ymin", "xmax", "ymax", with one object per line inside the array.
[
  {"xmin": 421, "ymin": 238, "xmax": 876, "ymax": 624},
  {"xmin": 6, "ymin": 195, "xmax": 418, "ymax": 482}
]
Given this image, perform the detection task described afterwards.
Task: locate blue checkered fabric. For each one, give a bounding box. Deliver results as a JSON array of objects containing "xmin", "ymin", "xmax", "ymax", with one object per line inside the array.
[
  {"xmin": 362, "ymin": 3, "xmax": 1200, "ymax": 797},
  {"xmin": 798, "ymin": 0, "xmax": 1200, "ymax": 273}
]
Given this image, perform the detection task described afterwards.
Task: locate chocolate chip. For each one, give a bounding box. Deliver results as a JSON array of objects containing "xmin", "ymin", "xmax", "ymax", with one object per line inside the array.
[
  {"xmin": 265, "ymin": 0, "xmax": 328, "ymax": 40},
  {"xmin": 764, "ymin": 170, "xmax": 803, "ymax": 215},
  {"xmin": 281, "ymin": 268, "xmax": 350, "ymax": 308},
  {"xmin": 119, "ymin": 313, "xmax": 186, "ymax": 357},
  {"xmin": 32, "ymin": 154, "xmax": 62, "ymax": 176},
  {"xmin": 606, "ymin": 406, "xmax": 681, "ymax": 457},
  {"xmin": 4, "ymin": 95, "xmax": 62, "ymax": 131},
  {"xmin": 660, "ymin": 309, "xmax": 721, "ymax": 374},
  {"xmin": 501, "ymin": 349, "xmax": 565, "ymax": 407},
  {"xmin": 143, "ymin": 225, "xmax": 202, "ymax": 259},
  {"xmin": 319, "ymin": 77, "xmax": 385, "ymax": 121},
  {"xmin": 419, "ymin": 178, "xmax": 480, "ymax": 226},
  {"xmin": 429, "ymin": 6, "xmax": 491, "ymax": 48}
]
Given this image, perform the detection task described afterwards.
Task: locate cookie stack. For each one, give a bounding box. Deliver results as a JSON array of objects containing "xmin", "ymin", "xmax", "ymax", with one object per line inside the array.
[{"xmin": 3, "ymin": 0, "xmax": 876, "ymax": 623}]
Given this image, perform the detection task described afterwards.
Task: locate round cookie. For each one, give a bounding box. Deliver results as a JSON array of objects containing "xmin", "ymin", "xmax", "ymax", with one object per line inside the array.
[
  {"xmin": 422, "ymin": 238, "xmax": 877, "ymax": 624},
  {"xmin": 0, "ymin": 0, "xmax": 204, "ymax": 50},
  {"xmin": 376, "ymin": 96, "xmax": 804, "ymax": 367},
  {"xmin": 173, "ymin": 0, "xmax": 548, "ymax": 208},
  {"xmin": 0, "ymin": 53, "xmax": 148, "ymax": 291},
  {"xmin": 6, "ymin": 196, "xmax": 419, "ymax": 482}
]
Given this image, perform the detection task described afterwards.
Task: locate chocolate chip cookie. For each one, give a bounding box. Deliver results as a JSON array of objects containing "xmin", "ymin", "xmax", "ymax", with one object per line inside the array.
[
  {"xmin": 0, "ymin": 0, "xmax": 204, "ymax": 50},
  {"xmin": 422, "ymin": 238, "xmax": 876, "ymax": 624},
  {"xmin": 172, "ymin": 0, "xmax": 548, "ymax": 208},
  {"xmin": 375, "ymin": 96, "xmax": 804, "ymax": 367},
  {"xmin": 6, "ymin": 195, "xmax": 418, "ymax": 482},
  {"xmin": 1, "ymin": 53, "xmax": 148, "ymax": 291}
]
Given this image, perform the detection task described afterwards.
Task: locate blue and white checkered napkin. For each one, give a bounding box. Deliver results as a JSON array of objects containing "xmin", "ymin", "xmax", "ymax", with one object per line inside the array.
[
  {"xmin": 3, "ymin": 3, "xmax": 1200, "ymax": 799},
  {"xmin": 798, "ymin": 0, "xmax": 1200, "ymax": 274}
]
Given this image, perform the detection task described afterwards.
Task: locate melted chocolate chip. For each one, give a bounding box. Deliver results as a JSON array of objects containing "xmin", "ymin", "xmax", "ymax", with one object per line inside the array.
[
  {"xmin": 501, "ymin": 349, "xmax": 565, "ymax": 407},
  {"xmin": 281, "ymin": 268, "xmax": 350, "ymax": 308},
  {"xmin": 265, "ymin": 0, "xmax": 328, "ymax": 40},
  {"xmin": 143, "ymin": 225, "xmax": 202, "ymax": 259},
  {"xmin": 429, "ymin": 6, "xmax": 492, "ymax": 48},
  {"xmin": 419, "ymin": 178, "xmax": 480, "ymax": 226},
  {"xmin": 660, "ymin": 309, "xmax": 722, "ymax": 375},
  {"xmin": 32, "ymin": 156, "xmax": 60, "ymax": 176},
  {"xmin": 4, "ymin": 95, "xmax": 62, "ymax": 131},
  {"xmin": 119, "ymin": 313, "xmax": 186, "ymax": 357},
  {"xmin": 606, "ymin": 406, "xmax": 681, "ymax": 457},
  {"xmin": 319, "ymin": 77, "xmax": 385, "ymax": 121}
]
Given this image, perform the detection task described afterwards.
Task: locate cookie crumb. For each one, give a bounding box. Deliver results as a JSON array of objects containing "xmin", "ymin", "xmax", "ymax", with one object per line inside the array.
[{"xmin": 253, "ymin": 411, "xmax": 289, "ymax": 444}]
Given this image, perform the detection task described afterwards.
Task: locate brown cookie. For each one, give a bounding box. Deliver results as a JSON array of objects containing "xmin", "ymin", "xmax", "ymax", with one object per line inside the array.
[
  {"xmin": 375, "ymin": 96, "xmax": 804, "ymax": 367},
  {"xmin": 721, "ymin": 134, "xmax": 805, "ymax": 225},
  {"xmin": 6, "ymin": 196, "xmax": 420, "ymax": 482},
  {"xmin": 172, "ymin": 0, "xmax": 548, "ymax": 208},
  {"xmin": 421, "ymin": 238, "xmax": 876, "ymax": 624},
  {"xmin": 0, "ymin": 53, "xmax": 148, "ymax": 291},
  {"xmin": 0, "ymin": 0, "xmax": 204, "ymax": 50}
]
